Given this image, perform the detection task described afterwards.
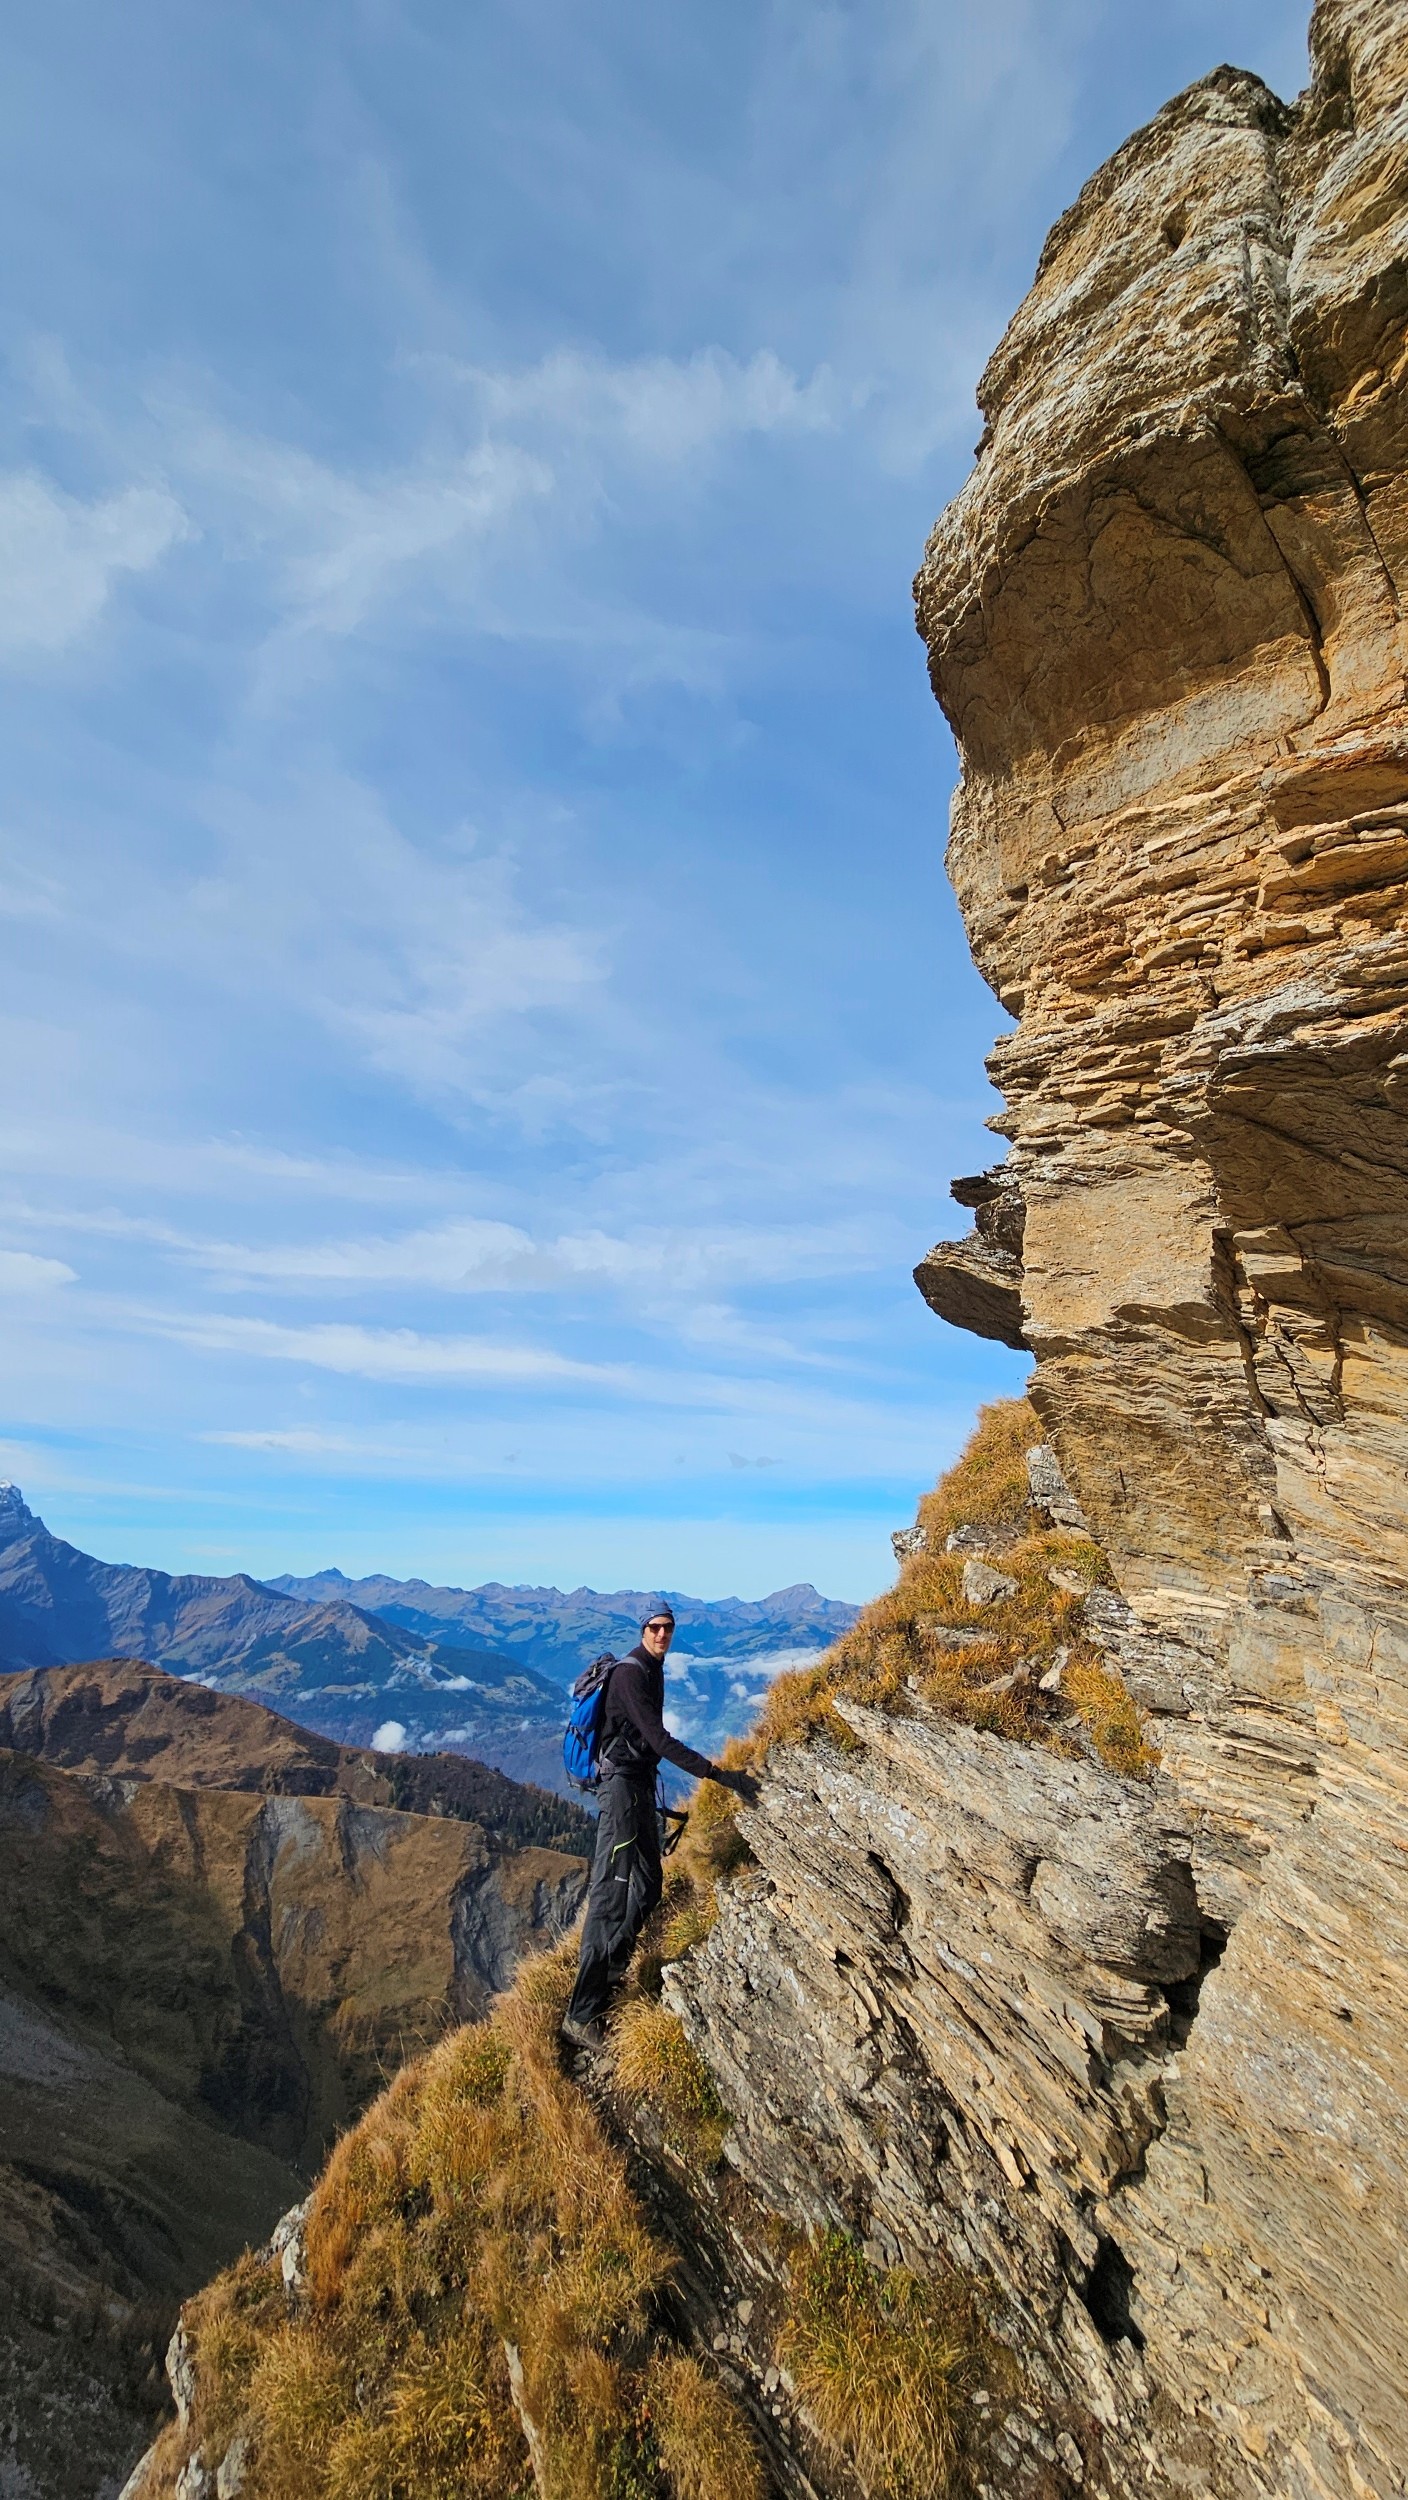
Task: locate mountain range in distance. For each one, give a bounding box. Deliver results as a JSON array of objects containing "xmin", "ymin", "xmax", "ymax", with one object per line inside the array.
[
  {"xmin": 0, "ymin": 1482, "xmax": 568, "ymax": 1789},
  {"xmin": 271, "ymin": 1564, "xmax": 860, "ymax": 1762},
  {"xmin": 270, "ymin": 1565, "xmax": 858, "ymax": 1675},
  {"xmin": 0, "ymin": 1484, "xmax": 858, "ymax": 1791}
]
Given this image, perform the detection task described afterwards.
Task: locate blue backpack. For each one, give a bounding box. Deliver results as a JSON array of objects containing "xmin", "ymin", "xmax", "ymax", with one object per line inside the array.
[{"xmin": 563, "ymin": 1654, "xmax": 618, "ymax": 1792}]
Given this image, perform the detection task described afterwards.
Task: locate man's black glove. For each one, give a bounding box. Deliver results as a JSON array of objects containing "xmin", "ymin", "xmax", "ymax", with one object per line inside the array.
[{"xmin": 719, "ymin": 1767, "xmax": 762, "ymax": 1807}]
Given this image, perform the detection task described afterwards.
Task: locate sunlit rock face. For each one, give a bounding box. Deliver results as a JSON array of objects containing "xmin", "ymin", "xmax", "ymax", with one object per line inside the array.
[{"xmin": 905, "ymin": 4, "xmax": 1408, "ymax": 2491}]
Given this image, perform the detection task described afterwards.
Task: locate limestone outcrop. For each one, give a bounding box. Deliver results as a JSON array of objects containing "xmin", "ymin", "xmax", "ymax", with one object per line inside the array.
[{"xmin": 893, "ymin": 3, "xmax": 1408, "ymax": 2490}]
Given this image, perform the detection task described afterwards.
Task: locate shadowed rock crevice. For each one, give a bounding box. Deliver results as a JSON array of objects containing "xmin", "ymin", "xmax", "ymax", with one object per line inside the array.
[{"xmin": 1082, "ymin": 2238, "xmax": 1144, "ymax": 2351}]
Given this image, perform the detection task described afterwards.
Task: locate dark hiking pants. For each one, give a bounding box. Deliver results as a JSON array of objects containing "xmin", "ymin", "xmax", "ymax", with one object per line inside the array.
[{"xmin": 566, "ymin": 1772, "xmax": 662, "ymax": 2027}]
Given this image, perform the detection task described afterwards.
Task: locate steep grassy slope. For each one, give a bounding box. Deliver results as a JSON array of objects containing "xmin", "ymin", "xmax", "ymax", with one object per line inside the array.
[
  {"xmin": 129, "ymin": 1933, "xmax": 1011, "ymax": 2500},
  {"xmin": 129, "ymin": 1409, "xmax": 1082, "ymax": 2500},
  {"xmin": 129, "ymin": 1950, "xmax": 768, "ymax": 2500}
]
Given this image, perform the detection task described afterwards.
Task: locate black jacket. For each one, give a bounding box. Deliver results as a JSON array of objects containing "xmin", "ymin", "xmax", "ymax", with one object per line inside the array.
[{"xmin": 599, "ymin": 1644, "xmax": 721, "ymax": 1785}]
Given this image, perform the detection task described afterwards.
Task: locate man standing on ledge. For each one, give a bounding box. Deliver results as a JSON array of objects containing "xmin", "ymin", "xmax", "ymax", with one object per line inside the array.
[{"xmin": 561, "ymin": 1604, "xmax": 759, "ymax": 2052}]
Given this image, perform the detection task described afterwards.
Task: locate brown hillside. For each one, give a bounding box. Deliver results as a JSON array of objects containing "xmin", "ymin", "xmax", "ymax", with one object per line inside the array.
[
  {"xmin": 0, "ymin": 1657, "xmax": 592, "ymax": 1855},
  {"xmin": 0, "ymin": 1749, "xmax": 587, "ymax": 2168},
  {"xmin": 0, "ymin": 1700, "xmax": 589, "ymax": 2499},
  {"xmin": 0, "ymin": 1981, "xmax": 302, "ymax": 2500}
]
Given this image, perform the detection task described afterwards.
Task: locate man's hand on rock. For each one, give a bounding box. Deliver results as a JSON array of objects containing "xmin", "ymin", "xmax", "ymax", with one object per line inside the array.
[{"xmin": 721, "ymin": 1768, "xmax": 762, "ymax": 1807}]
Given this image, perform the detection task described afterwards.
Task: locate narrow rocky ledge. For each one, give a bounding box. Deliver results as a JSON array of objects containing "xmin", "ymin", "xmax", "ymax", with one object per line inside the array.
[{"xmin": 669, "ymin": 1706, "xmax": 1204, "ymax": 2491}]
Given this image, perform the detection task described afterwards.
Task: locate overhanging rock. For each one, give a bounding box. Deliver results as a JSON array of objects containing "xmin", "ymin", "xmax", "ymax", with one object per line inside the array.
[{"xmin": 914, "ymin": 1162, "xmax": 1027, "ymax": 1348}]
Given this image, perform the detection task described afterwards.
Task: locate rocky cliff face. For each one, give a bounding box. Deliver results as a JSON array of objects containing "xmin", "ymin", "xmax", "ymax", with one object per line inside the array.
[
  {"xmin": 830, "ymin": 3, "xmax": 1407, "ymax": 2491},
  {"xmin": 678, "ymin": 11, "xmax": 1408, "ymax": 2498}
]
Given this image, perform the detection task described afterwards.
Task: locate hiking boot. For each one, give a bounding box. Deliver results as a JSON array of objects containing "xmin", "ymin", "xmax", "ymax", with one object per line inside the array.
[{"xmin": 560, "ymin": 2015, "xmax": 607, "ymax": 2054}]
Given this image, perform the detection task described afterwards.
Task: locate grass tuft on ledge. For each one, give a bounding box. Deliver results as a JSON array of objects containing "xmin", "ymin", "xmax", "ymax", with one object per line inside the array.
[
  {"xmin": 646, "ymin": 2352, "xmax": 765, "ymax": 2500},
  {"xmin": 780, "ymin": 2229, "xmax": 1011, "ymax": 2500},
  {"xmin": 755, "ymin": 1399, "xmax": 1156, "ymax": 1780},
  {"xmin": 608, "ymin": 2001, "xmax": 729, "ymax": 2170}
]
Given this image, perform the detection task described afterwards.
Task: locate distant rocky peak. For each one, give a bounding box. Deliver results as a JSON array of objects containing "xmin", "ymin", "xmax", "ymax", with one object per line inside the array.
[{"xmin": 0, "ymin": 1481, "xmax": 38, "ymax": 1530}]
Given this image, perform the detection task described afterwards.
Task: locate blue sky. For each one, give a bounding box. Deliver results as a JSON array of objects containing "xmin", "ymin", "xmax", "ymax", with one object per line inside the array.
[{"xmin": 1, "ymin": 0, "xmax": 1309, "ymax": 1600}]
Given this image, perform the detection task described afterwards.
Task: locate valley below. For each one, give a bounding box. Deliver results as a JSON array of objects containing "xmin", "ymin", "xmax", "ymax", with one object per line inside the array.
[
  {"xmin": 0, "ymin": 1526, "xmax": 854, "ymax": 2492},
  {"xmin": 0, "ymin": 1667, "xmax": 591, "ymax": 2496}
]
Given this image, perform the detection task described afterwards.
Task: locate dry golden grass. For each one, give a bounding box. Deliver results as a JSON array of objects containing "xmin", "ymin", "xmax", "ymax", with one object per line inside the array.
[
  {"xmin": 143, "ymin": 1942, "xmax": 755, "ymax": 2500},
  {"xmin": 914, "ymin": 1395, "xmax": 1042, "ymax": 1546},
  {"xmin": 780, "ymin": 2231, "xmax": 1010, "ymax": 2500},
  {"xmin": 1061, "ymin": 1652, "xmax": 1157, "ymax": 1780},
  {"xmin": 319, "ymin": 2328, "xmax": 524, "ymax": 2500},
  {"xmin": 756, "ymin": 1398, "xmax": 1153, "ymax": 1781},
  {"xmin": 679, "ymin": 1744, "xmax": 756, "ymax": 1878},
  {"xmin": 658, "ymin": 1895, "xmax": 714, "ymax": 1962},
  {"xmin": 608, "ymin": 2000, "xmax": 729, "ymax": 2168},
  {"xmin": 646, "ymin": 2353, "xmax": 766, "ymax": 2500}
]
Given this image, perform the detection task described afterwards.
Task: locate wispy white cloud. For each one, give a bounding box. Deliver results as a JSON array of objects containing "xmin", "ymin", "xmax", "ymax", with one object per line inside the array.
[
  {"xmin": 152, "ymin": 1312, "xmax": 626, "ymax": 1387},
  {"xmin": 44, "ymin": 334, "xmax": 832, "ymax": 699},
  {"xmin": 135, "ymin": 1307, "xmax": 964, "ymax": 1445},
  {"xmin": 0, "ymin": 1135, "xmax": 483, "ymax": 1209},
  {"xmin": 186, "ymin": 1216, "xmax": 535, "ymax": 1287},
  {"xmin": 0, "ymin": 471, "xmax": 186, "ymax": 656},
  {"xmin": 0, "ymin": 1248, "xmax": 76, "ymax": 1291},
  {"xmin": 671, "ymin": 1302, "xmax": 835, "ymax": 1368},
  {"xmin": 464, "ymin": 343, "xmax": 838, "ymax": 467},
  {"xmin": 0, "ymin": 838, "xmax": 67, "ymax": 922},
  {"xmin": 172, "ymin": 414, "xmax": 552, "ymax": 641},
  {"xmin": 92, "ymin": 762, "xmax": 605, "ymax": 1104},
  {"xmin": 320, "ymin": 828, "xmax": 601, "ymax": 1093},
  {"xmin": 203, "ymin": 1426, "xmax": 421, "ymax": 1459},
  {"xmin": 154, "ymin": 1212, "xmax": 882, "ymax": 1296}
]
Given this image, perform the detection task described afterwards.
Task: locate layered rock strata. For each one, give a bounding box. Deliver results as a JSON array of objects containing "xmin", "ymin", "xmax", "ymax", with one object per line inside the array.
[
  {"xmin": 670, "ymin": 1679, "xmax": 1202, "ymax": 2496},
  {"xmin": 874, "ymin": 3, "xmax": 1408, "ymax": 2491}
]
